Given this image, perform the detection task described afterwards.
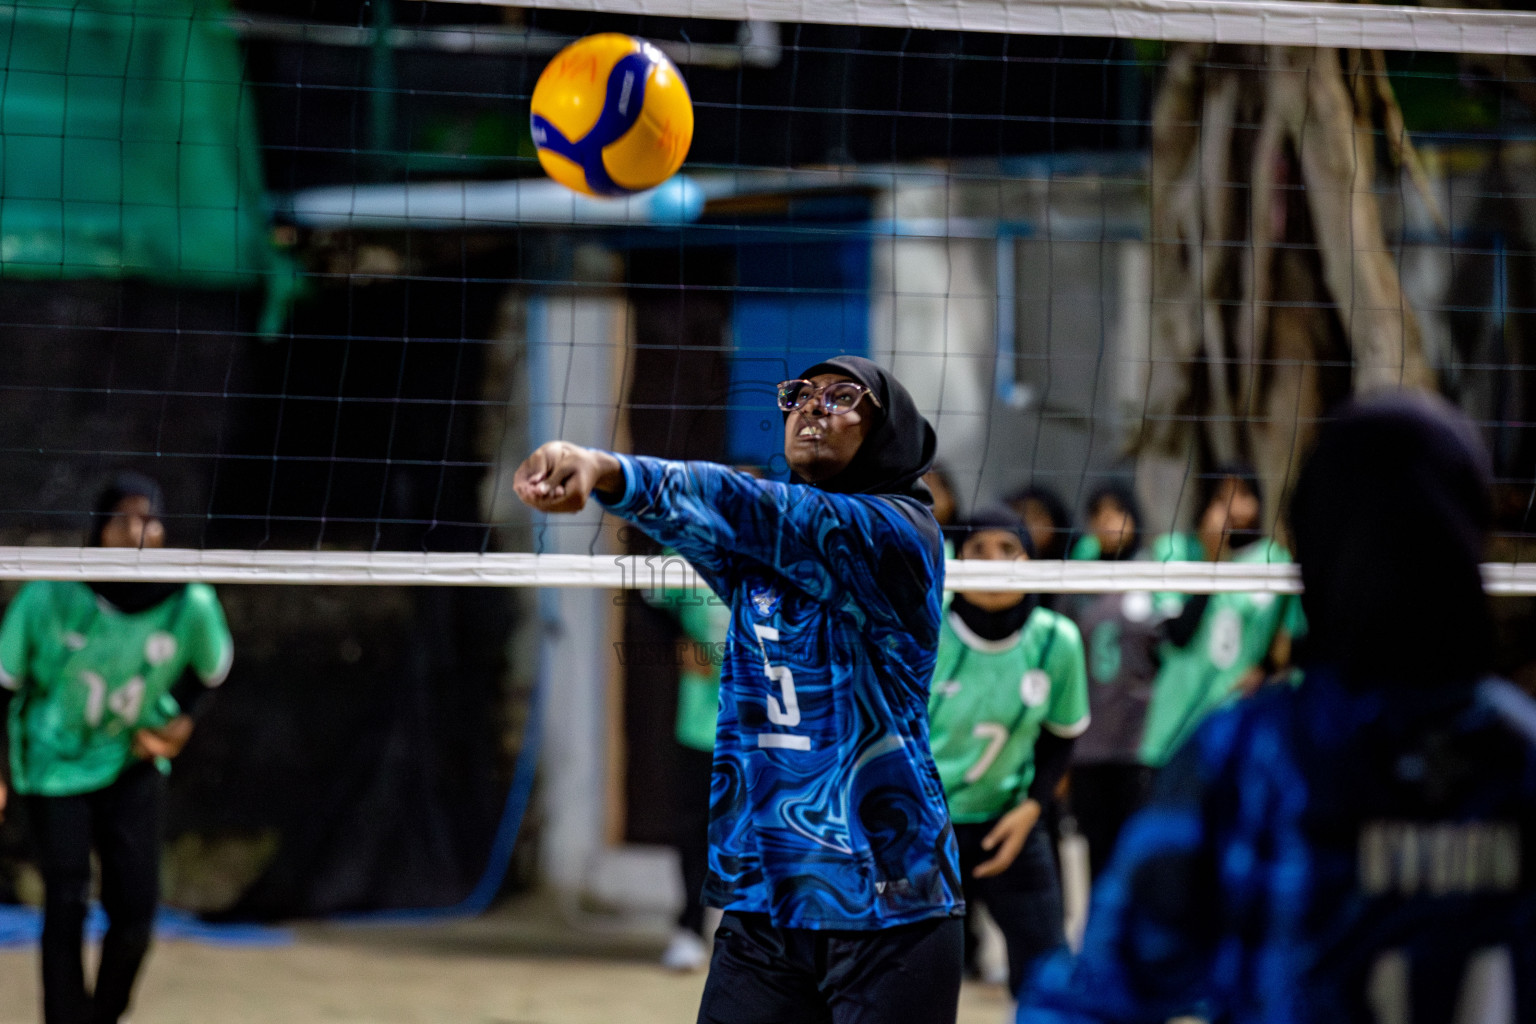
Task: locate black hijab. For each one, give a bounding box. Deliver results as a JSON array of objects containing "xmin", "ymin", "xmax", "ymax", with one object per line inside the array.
[
  {"xmin": 1085, "ymin": 481, "xmax": 1143, "ymax": 560},
  {"xmin": 949, "ymin": 505, "xmax": 1040, "ymax": 641},
  {"xmin": 87, "ymin": 471, "xmax": 184, "ymax": 614},
  {"xmin": 1201, "ymin": 462, "xmax": 1264, "ymax": 551},
  {"xmin": 793, "ymin": 356, "xmax": 937, "ymax": 506},
  {"xmin": 1289, "ymin": 392, "xmax": 1493, "ymax": 689},
  {"xmin": 1003, "ymin": 484, "xmax": 1072, "ymax": 560}
]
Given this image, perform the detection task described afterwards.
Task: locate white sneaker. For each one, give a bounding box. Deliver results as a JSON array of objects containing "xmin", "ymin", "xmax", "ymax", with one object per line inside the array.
[{"xmin": 660, "ymin": 928, "xmax": 709, "ymax": 972}]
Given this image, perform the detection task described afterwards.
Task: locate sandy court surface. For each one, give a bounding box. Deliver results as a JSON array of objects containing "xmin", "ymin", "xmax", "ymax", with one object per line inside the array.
[{"xmin": 0, "ymin": 910, "xmax": 1015, "ymax": 1024}]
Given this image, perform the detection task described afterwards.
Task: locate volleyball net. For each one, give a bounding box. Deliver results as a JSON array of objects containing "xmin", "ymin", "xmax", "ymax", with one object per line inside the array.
[{"xmin": 4, "ymin": 0, "xmax": 1536, "ymax": 593}]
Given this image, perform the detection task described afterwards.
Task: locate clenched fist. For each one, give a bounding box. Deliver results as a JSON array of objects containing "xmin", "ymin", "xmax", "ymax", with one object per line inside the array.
[{"xmin": 513, "ymin": 442, "xmax": 624, "ymax": 514}]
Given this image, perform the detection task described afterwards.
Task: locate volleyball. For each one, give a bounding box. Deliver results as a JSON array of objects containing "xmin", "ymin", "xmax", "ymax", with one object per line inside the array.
[{"xmin": 529, "ymin": 34, "xmax": 694, "ymax": 198}]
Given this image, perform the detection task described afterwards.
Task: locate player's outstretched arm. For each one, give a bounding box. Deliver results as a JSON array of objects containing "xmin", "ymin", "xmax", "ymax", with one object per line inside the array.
[
  {"xmin": 514, "ymin": 442, "xmax": 624, "ymax": 514},
  {"xmin": 514, "ymin": 446, "xmax": 935, "ymax": 622},
  {"xmin": 602, "ymin": 454, "xmax": 935, "ymax": 622}
]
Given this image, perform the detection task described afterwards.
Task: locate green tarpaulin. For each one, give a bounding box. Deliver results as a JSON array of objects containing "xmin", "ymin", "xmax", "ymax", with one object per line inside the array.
[{"xmin": 0, "ymin": 0, "xmax": 293, "ymax": 330}]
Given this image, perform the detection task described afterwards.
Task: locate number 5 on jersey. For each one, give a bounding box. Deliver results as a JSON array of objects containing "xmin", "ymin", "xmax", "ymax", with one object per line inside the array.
[{"xmin": 753, "ymin": 624, "xmax": 809, "ymax": 751}]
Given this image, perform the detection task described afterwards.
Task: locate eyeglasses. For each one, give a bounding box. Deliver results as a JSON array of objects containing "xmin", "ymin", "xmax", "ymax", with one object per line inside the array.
[{"xmin": 776, "ymin": 380, "xmax": 881, "ymax": 415}]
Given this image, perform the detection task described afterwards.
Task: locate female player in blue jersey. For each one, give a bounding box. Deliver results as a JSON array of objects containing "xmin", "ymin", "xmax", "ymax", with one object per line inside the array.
[
  {"xmin": 1017, "ymin": 393, "xmax": 1536, "ymax": 1023},
  {"xmin": 515, "ymin": 356, "xmax": 964, "ymax": 1024}
]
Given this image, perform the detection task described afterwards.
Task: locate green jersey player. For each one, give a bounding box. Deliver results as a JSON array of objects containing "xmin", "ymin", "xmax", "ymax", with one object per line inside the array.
[
  {"xmin": 928, "ymin": 508, "xmax": 1090, "ymax": 996},
  {"xmin": 0, "ymin": 474, "xmax": 232, "ymax": 1024},
  {"xmin": 646, "ymin": 568, "xmax": 730, "ymax": 971},
  {"xmin": 1140, "ymin": 467, "xmax": 1302, "ymax": 768}
]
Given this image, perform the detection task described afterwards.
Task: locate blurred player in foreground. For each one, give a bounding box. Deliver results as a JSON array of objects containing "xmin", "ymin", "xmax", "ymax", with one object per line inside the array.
[
  {"xmin": 0, "ymin": 473, "xmax": 233, "ymax": 1024},
  {"xmin": 514, "ymin": 356, "xmax": 963, "ymax": 1024},
  {"xmin": 928, "ymin": 507, "xmax": 1088, "ymax": 995},
  {"xmin": 1018, "ymin": 392, "xmax": 1536, "ymax": 1023}
]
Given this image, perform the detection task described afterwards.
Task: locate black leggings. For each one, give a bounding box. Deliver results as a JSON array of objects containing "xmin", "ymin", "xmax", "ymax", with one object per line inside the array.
[
  {"xmin": 26, "ymin": 760, "xmax": 164, "ymax": 1024},
  {"xmin": 674, "ymin": 745, "xmax": 714, "ymax": 936},
  {"xmin": 954, "ymin": 821, "xmax": 1066, "ymax": 997},
  {"xmin": 1069, "ymin": 763, "xmax": 1152, "ymax": 879}
]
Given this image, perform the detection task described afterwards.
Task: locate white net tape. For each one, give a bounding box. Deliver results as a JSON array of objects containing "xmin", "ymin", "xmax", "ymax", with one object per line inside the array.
[
  {"xmin": 5, "ymin": 547, "xmax": 1536, "ymax": 595},
  {"xmin": 428, "ymin": 0, "xmax": 1536, "ymax": 57}
]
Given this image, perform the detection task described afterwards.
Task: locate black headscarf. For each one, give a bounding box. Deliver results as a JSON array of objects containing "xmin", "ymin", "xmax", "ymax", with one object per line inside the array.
[
  {"xmin": 792, "ymin": 356, "xmax": 937, "ymax": 506},
  {"xmin": 1199, "ymin": 462, "xmax": 1263, "ymax": 516},
  {"xmin": 1199, "ymin": 462, "xmax": 1264, "ymax": 550},
  {"xmin": 952, "ymin": 504, "xmax": 1035, "ymax": 559},
  {"xmin": 1085, "ymin": 481, "xmax": 1143, "ymax": 560},
  {"xmin": 1003, "ymin": 484, "xmax": 1072, "ymax": 560},
  {"xmin": 949, "ymin": 505, "xmax": 1040, "ymax": 641},
  {"xmin": 87, "ymin": 471, "xmax": 184, "ymax": 614},
  {"xmin": 1289, "ymin": 392, "xmax": 1494, "ymax": 689}
]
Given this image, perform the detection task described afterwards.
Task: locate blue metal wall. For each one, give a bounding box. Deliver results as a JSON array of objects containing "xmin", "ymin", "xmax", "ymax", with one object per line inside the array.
[{"xmin": 726, "ymin": 238, "xmax": 870, "ymax": 468}]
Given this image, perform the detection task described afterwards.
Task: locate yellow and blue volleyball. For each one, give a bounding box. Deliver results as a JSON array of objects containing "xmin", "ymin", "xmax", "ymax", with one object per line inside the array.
[{"xmin": 530, "ymin": 34, "xmax": 694, "ymax": 198}]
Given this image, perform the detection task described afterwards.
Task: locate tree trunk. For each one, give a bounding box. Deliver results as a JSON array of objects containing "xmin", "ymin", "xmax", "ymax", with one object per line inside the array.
[{"xmin": 1138, "ymin": 40, "xmax": 1434, "ymax": 528}]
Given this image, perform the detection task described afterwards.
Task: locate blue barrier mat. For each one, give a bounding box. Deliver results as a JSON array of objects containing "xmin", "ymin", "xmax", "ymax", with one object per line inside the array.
[{"xmin": 0, "ymin": 904, "xmax": 291, "ymax": 948}]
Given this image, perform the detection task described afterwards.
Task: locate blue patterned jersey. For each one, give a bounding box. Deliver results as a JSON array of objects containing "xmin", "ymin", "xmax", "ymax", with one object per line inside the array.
[
  {"xmin": 1020, "ymin": 670, "xmax": 1536, "ymax": 1023},
  {"xmin": 601, "ymin": 455, "xmax": 963, "ymax": 930}
]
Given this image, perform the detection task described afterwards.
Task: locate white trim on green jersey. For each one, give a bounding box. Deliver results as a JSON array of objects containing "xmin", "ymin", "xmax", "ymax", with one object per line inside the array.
[
  {"xmin": 946, "ymin": 613, "xmax": 1031, "ymax": 655},
  {"xmin": 1042, "ymin": 710, "xmax": 1092, "ymax": 739},
  {"xmin": 202, "ymin": 639, "xmax": 235, "ymax": 687}
]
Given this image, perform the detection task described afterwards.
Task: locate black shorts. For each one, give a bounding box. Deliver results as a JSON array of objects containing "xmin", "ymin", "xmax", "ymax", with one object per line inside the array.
[{"xmin": 697, "ymin": 910, "xmax": 964, "ymax": 1024}]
